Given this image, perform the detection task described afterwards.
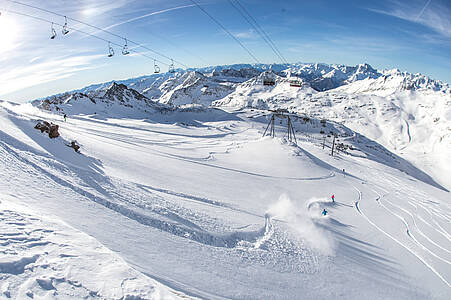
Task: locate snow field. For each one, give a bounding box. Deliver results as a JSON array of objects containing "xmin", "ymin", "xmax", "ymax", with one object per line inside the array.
[{"xmin": 0, "ymin": 102, "xmax": 450, "ymax": 299}]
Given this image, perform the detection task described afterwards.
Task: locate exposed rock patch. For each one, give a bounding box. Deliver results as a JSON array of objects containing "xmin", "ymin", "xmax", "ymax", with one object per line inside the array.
[{"xmin": 34, "ymin": 120, "xmax": 60, "ymax": 138}]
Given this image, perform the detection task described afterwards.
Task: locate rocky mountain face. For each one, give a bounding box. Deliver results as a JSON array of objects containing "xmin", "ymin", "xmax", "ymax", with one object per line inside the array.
[
  {"xmin": 32, "ymin": 82, "xmax": 166, "ymax": 116},
  {"xmin": 144, "ymin": 71, "xmax": 235, "ymax": 106}
]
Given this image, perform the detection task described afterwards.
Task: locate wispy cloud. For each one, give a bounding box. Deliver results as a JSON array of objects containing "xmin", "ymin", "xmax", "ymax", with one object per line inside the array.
[
  {"xmin": 0, "ymin": 54, "xmax": 103, "ymax": 96},
  {"xmin": 367, "ymin": 0, "xmax": 451, "ymax": 37},
  {"xmin": 233, "ymin": 28, "xmax": 258, "ymax": 39},
  {"xmin": 102, "ymin": 4, "xmax": 197, "ymax": 31},
  {"xmin": 77, "ymin": 0, "xmax": 131, "ymax": 17}
]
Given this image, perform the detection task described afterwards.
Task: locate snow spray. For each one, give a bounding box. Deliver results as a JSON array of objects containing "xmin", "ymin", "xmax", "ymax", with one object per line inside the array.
[{"xmin": 266, "ymin": 194, "xmax": 335, "ymax": 255}]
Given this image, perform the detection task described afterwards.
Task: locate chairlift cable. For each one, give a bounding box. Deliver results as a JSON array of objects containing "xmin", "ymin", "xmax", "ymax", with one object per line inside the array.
[
  {"xmin": 189, "ymin": 0, "xmax": 261, "ymax": 64},
  {"xmin": 5, "ymin": 0, "xmax": 186, "ymax": 68},
  {"xmin": 233, "ymin": 0, "xmax": 288, "ymax": 64},
  {"xmin": 227, "ymin": 0, "xmax": 285, "ymax": 64},
  {"xmin": 1, "ymin": 8, "xmax": 170, "ymax": 66}
]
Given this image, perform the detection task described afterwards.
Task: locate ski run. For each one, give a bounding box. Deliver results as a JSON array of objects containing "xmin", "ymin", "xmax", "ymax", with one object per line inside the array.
[{"xmin": 0, "ymin": 63, "xmax": 450, "ymax": 299}]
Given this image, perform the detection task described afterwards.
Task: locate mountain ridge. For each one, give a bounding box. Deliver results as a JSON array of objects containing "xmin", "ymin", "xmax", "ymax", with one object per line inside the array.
[{"xmin": 33, "ymin": 62, "xmax": 450, "ymax": 102}]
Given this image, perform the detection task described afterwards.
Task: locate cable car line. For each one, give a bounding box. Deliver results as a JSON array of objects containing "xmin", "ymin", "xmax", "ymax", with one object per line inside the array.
[
  {"xmin": 189, "ymin": 0, "xmax": 261, "ymax": 64},
  {"xmin": 234, "ymin": 0, "xmax": 287, "ymax": 63},
  {"xmin": 5, "ymin": 0, "xmax": 186, "ymax": 68},
  {"xmin": 228, "ymin": 0, "xmax": 287, "ymax": 64},
  {"xmin": 1, "ymin": 8, "xmax": 170, "ymax": 66}
]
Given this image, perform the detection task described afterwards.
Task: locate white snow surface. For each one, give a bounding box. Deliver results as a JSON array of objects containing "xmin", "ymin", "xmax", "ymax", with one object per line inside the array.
[
  {"xmin": 2, "ymin": 62, "xmax": 450, "ymax": 299},
  {"xmin": 1, "ymin": 95, "xmax": 450, "ymax": 299},
  {"xmin": 0, "ymin": 199, "xmax": 186, "ymax": 300},
  {"xmin": 212, "ymin": 73, "xmax": 451, "ymax": 190}
]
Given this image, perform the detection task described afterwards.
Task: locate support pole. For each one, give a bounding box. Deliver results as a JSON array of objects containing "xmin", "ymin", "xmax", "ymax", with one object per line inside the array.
[
  {"xmin": 287, "ymin": 116, "xmax": 297, "ymax": 144},
  {"xmin": 331, "ymin": 134, "xmax": 336, "ymax": 156},
  {"xmin": 287, "ymin": 116, "xmax": 291, "ymax": 141},
  {"xmin": 263, "ymin": 114, "xmax": 272, "ymax": 137},
  {"xmin": 291, "ymin": 121, "xmax": 297, "ymax": 144},
  {"xmin": 271, "ymin": 115, "xmax": 275, "ymax": 137}
]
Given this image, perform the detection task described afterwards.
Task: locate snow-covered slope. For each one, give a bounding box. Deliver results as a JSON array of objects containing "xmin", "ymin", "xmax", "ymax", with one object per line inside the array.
[
  {"xmin": 1, "ymin": 100, "xmax": 450, "ymax": 299},
  {"xmin": 145, "ymin": 71, "xmax": 235, "ymax": 106},
  {"xmin": 32, "ymin": 82, "xmax": 168, "ymax": 118},
  {"xmin": 31, "ymin": 62, "xmax": 451, "ymax": 191},
  {"xmin": 211, "ymin": 67, "xmax": 451, "ymax": 190},
  {"xmin": 0, "ymin": 199, "xmax": 184, "ymax": 299}
]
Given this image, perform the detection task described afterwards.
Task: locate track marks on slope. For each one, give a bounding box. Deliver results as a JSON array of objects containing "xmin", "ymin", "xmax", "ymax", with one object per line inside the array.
[
  {"xmin": 375, "ymin": 195, "xmax": 451, "ymax": 265},
  {"xmin": 66, "ymin": 116, "xmax": 335, "ymax": 181},
  {"xmin": 380, "ymin": 196, "xmax": 451, "ymax": 261},
  {"xmin": 0, "ymin": 139, "xmax": 271, "ymax": 250},
  {"xmin": 352, "ymin": 186, "xmax": 450, "ymax": 288}
]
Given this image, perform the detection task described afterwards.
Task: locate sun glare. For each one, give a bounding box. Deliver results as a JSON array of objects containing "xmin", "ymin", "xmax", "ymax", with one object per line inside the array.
[
  {"xmin": 82, "ymin": 7, "xmax": 97, "ymax": 16},
  {"xmin": 0, "ymin": 12, "xmax": 20, "ymax": 54}
]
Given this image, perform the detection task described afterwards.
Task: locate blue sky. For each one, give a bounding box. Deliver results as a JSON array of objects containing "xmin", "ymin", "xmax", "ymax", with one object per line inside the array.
[{"xmin": 1, "ymin": 0, "xmax": 450, "ymax": 103}]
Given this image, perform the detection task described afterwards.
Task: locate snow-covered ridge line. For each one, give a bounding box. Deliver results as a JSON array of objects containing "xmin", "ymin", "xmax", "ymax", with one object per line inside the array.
[
  {"xmin": 29, "ymin": 62, "xmax": 451, "ymax": 190},
  {"xmin": 33, "ymin": 62, "xmax": 450, "ymax": 103}
]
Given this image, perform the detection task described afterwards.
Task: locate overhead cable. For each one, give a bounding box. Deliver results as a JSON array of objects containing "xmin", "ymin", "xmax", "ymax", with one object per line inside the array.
[
  {"xmin": 5, "ymin": 0, "xmax": 187, "ymax": 68},
  {"xmin": 189, "ymin": 0, "xmax": 261, "ymax": 64},
  {"xmin": 232, "ymin": 0, "xmax": 287, "ymax": 64},
  {"xmin": 1, "ymin": 8, "xmax": 170, "ymax": 66}
]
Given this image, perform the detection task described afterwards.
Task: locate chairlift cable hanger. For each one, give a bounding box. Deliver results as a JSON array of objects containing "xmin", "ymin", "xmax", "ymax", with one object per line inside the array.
[
  {"xmin": 4, "ymin": 0, "xmax": 186, "ymax": 68},
  {"xmin": 1, "ymin": 8, "xmax": 170, "ymax": 66}
]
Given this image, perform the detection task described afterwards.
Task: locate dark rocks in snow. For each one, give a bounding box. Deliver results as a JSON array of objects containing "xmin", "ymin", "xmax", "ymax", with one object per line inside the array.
[
  {"xmin": 310, "ymin": 77, "xmax": 339, "ymax": 92},
  {"xmin": 67, "ymin": 140, "xmax": 80, "ymax": 152},
  {"xmin": 212, "ymin": 67, "xmax": 262, "ymax": 78},
  {"xmin": 38, "ymin": 92, "xmax": 95, "ymax": 111},
  {"xmin": 34, "ymin": 120, "xmax": 60, "ymax": 138}
]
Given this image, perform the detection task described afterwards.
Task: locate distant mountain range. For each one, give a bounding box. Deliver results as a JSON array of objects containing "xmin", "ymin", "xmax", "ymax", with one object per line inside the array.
[{"xmin": 31, "ymin": 62, "xmax": 451, "ymax": 190}]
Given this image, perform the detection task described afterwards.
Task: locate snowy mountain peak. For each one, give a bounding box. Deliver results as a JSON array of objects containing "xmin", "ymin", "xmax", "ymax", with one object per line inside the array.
[
  {"xmin": 31, "ymin": 62, "xmax": 450, "ymax": 117},
  {"xmin": 102, "ymin": 82, "xmax": 148, "ymax": 103},
  {"xmin": 356, "ymin": 63, "xmax": 377, "ymax": 73}
]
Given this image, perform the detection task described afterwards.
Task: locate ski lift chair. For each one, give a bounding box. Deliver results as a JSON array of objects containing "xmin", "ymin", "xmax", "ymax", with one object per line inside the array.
[
  {"xmin": 62, "ymin": 16, "xmax": 69, "ymax": 35},
  {"xmin": 107, "ymin": 42, "xmax": 114, "ymax": 57},
  {"xmin": 154, "ymin": 60, "xmax": 160, "ymax": 73},
  {"xmin": 168, "ymin": 59, "xmax": 175, "ymax": 73},
  {"xmin": 122, "ymin": 38, "xmax": 130, "ymax": 55},
  {"xmin": 289, "ymin": 77, "xmax": 302, "ymax": 87},
  {"xmin": 50, "ymin": 22, "xmax": 56, "ymax": 39},
  {"xmin": 263, "ymin": 71, "xmax": 275, "ymax": 86}
]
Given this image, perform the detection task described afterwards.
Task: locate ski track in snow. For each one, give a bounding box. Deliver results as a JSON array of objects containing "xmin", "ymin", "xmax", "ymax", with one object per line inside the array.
[
  {"xmin": 57, "ymin": 114, "xmax": 335, "ymax": 181},
  {"xmin": 1, "ymin": 101, "xmax": 450, "ymax": 298},
  {"xmin": 0, "ymin": 139, "xmax": 264, "ymax": 249},
  {"xmin": 381, "ymin": 196, "xmax": 451, "ymax": 260},
  {"xmin": 353, "ymin": 186, "xmax": 451, "ymax": 288}
]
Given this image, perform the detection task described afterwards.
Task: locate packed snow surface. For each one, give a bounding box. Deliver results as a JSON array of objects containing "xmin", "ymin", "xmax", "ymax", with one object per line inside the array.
[
  {"xmin": 1, "ymin": 97, "xmax": 450, "ymax": 299},
  {"xmin": 1, "ymin": 62, "xmax": 450, "ymax": 299}
]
